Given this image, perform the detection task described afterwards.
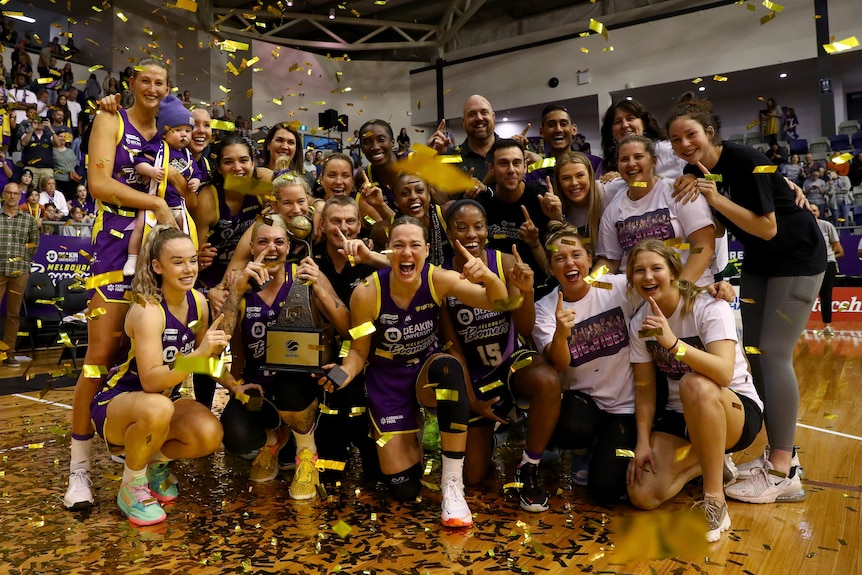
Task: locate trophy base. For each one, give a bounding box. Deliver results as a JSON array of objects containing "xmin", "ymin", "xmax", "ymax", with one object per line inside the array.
[{"xmin": 265, "ymin": 326, "xmax": 335, "ymax": 375}]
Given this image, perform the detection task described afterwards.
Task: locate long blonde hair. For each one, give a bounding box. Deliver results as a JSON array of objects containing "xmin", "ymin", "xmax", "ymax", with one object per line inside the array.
[
  {"xmin": 624, "ymin": 239, "xmax": 704, "ymax": 317},
  {"xmin": 272, "ymin": 155, "xmax": 311, "ymax": 201},
  {"xmin": 130, "ymin": 225, "xmax": 193, "ymax": 302},
  {"xmin": 554, "ymin": 152, "xmax": 602, "ymax": 248}
]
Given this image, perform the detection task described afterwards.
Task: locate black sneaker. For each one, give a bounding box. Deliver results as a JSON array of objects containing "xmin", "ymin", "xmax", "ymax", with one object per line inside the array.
[{"xmin": 514, "ymin": 462, "xmax": 549, "ymax": 512}]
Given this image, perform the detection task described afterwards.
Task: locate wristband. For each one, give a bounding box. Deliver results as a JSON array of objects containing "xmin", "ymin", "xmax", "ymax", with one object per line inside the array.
[
  {"xmin": 674, "ymin": 342, "xmax": 687, "ymax": 361},
  {"xmin": 665, "ymin": 337, "xmax": 679, "ymax": 351}
]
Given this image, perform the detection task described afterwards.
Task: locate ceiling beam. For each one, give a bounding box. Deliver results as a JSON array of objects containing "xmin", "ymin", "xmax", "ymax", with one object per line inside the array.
[
  {"xmin": 437, "ymin": 0, "xmax": 487, "ymax": 47},
  {"xmin": 214, "ymin": 25, "xmax": 436, "ymax": 52}
]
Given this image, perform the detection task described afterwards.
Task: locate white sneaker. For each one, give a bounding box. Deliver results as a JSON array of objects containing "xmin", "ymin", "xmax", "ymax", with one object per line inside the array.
[
  {"xmin": 441, "ymin": 473, "xmax": 473, "ymax": 527},
  {"xmin": 736, "ymin": 445, "xmax": 802, "ymax": 480},
  {"xmin": 64, "ymin": 468, "xmax": 94, "ymax": 510},
  {"xmin": 692, "ymin": 498, "xmax": 731, "ymax": 543},
  {"xmin": 723, "ymin": 454, "xmax": 739, "ymax": 486},
  {"xmin": 823, "ymin": 326, "xmax": 834, "ymax": 337},
  {"xmin": 725, "ymin": 461, "xmax": 806, "ymax": 504}
]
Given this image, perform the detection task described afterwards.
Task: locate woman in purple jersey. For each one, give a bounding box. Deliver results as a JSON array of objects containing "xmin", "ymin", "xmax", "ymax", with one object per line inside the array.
[
  {"xmin": 65, "ymin": 58, "xmax": 180, "ymax": 512},
  {"xmin": 442, "ymin": 199, "xmax": 561, "ymax": 514},
  {"xmin": 90, "ymin": 226, "xmax": 229, "ymax": 525},
  {"xmin": 318, "ymin": 216, "xmax": 508, "ymax": 528}
]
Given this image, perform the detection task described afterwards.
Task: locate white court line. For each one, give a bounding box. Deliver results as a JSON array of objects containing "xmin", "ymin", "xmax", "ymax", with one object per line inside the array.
[
  {"xmin": 12, "ymin": 393, "xmax": 73, "ymax": 410},
  {"xmin": 797, "ymin": 422, "xmax": 862, "ymax": 442}
]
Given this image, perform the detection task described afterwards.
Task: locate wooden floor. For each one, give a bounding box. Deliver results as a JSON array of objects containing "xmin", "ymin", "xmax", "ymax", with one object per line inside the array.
[{"xmin": 0, "ymin": 320, "xmax": 860, "ymax": 575}]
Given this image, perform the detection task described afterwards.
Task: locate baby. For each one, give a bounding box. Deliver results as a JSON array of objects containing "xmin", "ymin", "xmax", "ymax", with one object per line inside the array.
[{"xmin": 123, "ymin": 95, "xmax": 201, "ymax": 275}]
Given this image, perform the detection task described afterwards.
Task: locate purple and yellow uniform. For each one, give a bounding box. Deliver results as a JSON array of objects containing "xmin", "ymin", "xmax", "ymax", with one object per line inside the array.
[
  {"xmin": 443, "ymin": 249, "xmax": 531, "ymax": 420},
  {"xmin": 366, "ymin": 263, "xmax": 441, "ymax": 435},
  {"xmin": 90, "ymin": 289, "xmax": 205, "ymax": 439},
  {"xmin": 196, "ymin": 189, "xmax": 264, "ymax": 290},
  {"xmin": 135, "ymin": 140, "xmax": 199, "ymax": 208},
  {"xmin": 238, "ymin": 265, "xmax": 296, "ymax": 385},
  {"xmin": 90, "ymin": 109, "xmax": 159, "ymax": 302}
]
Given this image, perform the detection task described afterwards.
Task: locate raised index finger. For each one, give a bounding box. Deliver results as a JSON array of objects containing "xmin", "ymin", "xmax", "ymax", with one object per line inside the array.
[
  {"xmin": 696, "ymin": 161, "xmax": 711, "ymax": 176},
  {"xmin": 512, "ymin": 244, "xmax": 524, "ymax": 263},
  {"xmin": 520, "ymin": 204, "xmax": 533, "ymax": 224},
  {"xmin": 648, "ymin": 296, "xmax": 663, "ymax": 317},
  {"xmin": 208, "ymin": 314, "xmax": 224, "ymax": 331},
  {"xmin": 520, "ymin": 122, "xmax": 532, "ymax": 137},
  {"xmin": 545, "ymin": 176, "xmax": 555, "ymax": 195},
  {"xmin": 253, "ymin": 248, "xmax": 268, "ymax": 264},
  {"xmin": 455, "ymin": 239, "xmax": 476, "ymax": 261},
  {"xmin": 437, "ymin": 119, "xmax": 446, "ymax": 132},
  {"xmin": 557, "ymin": 289, "xmax": 563, "ymax": 312}
]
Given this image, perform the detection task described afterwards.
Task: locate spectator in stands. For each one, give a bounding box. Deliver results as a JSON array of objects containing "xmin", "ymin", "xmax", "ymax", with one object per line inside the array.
[
  {"xmin": 801, "ymin": 153, "xmax": 825, "ymax": 178},
  {"xmin": 9, "ymin": 75, "xmax": 37, "ymax": 125},
  {"xmin": 761, "ymin": 97, "xmax": 781, "ymax": 147},
  {"xmin": 780, "ymin": 153, "xmax": 805, "ymax": 187},
  {"xmin": 54, "ymin": 94, "xmax": 73, "ymax": 132},
  {"xmin": 53, "ymin": 126, "xmax": 79, "ymax": 198},
  {"xmin": 396, "ymin": 127, "xmax": 410, "ymax": 152},
  {"xmin": 2, "ymin": 19, "xmax": 18, "ymax": 45},
  {"xmin": 60, "ymin": 64, "xmax": 74, "ymax": 93},
  {"xmin": 21, "ymin": 114, "xmax": 60, "ymax": 190},
  {"xmin": 41, "ymin": 202, "xmax": 61, "ymax": 233},
  {"xmin": 84, "ymin": 73, "xmax": 101, "ymax": 101},
  {"xmin": 825, "ymin": 168, "xmax": 854, "ymax": 226},
  {"xmin": 765, "ymin": 143, "xmax": 785, "ymax": 166},
  {"xmin": 35, "ymin": 89, "xmax": 50, "ymax": 120},
  {"xmin": 68, "ymin": 184, "xmax": 95, "ymax": 218},
  {"xmin": 39, "ymin": 176, "xmax": 68, "ymax": 218},
  {"xmin": 0, "ymin": 149, "xmax": 14, "ymax": 192},
  {"xmin": 23, "ymin": 188, "xmax": 43, "ymax": 224},
  {"xmin": 182, "ymin": 90, "xmax": 192, "ymax": 106},
  {"xmin": 18, "ymin": 169, "xmax": 35, "ymax": 195},
  {"xmin": 59, "ymin": 205, "xmax": 91, "ymax": 238},
  {"xmin": 64, "ymin": 36, "xmax": 78, "ymax": 58},
  {"xmin": 103, "ymin": 75, "xmax": 119, "ymax": 97},
  {"xmin": 303, "ymin": 149, "xmax": 316, "ymax": 174},
  {"xmin": 849, "ymin": 151, "xmax": 862, "ymax": 188},
  {"xmin": 38, "ymin": 41, "xmax": 53, "ymax": 78},
  {"xmin": 0, "ymin": 182, "xmax": 38, "ymax": 365},
  {"xmin": 802, "ymin": 168, "xmax": 828, "ymax": 218},
  {"xmin": 11, "ymin": 45, "xmax": 33, "ymax": 85},
  {"xmin": 65, "ymin": 88, "xmax": 82, "ymax": 133}
]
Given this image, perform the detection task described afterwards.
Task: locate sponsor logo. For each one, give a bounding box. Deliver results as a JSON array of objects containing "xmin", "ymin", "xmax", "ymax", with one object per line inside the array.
[{"xmin": 285, "ymin": 340, "xmax": 300, "ymax": 352}]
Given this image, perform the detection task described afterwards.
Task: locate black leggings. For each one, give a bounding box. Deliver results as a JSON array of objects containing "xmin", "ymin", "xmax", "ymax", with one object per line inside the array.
[
  {"xmin": 819, "ymin": 261, "xmax": 838, "ymax": 324},
  {"xmin": 553, "ymin": 390, "xmax": 636, "ymax": 505}
]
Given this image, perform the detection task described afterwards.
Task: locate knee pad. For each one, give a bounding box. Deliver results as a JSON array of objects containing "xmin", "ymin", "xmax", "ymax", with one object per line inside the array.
[
  {"xmin": 386, "ymin": 463, "xmax": 422, "ymax": 502},
  {"xmin": 428, "ymin": 355, "xmax": 465, "ymax": 390}
]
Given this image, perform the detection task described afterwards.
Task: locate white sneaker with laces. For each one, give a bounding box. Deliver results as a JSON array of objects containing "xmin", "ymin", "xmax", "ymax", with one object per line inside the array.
[
  {"xmin": 64, "ymin": 468, "xmax": 94, "ymax": 510},
  {"xmin": 723, "ymin": 454, "xmax": 739, "ymax": 486},
  {"xmin": 441, "ymin": 473, "xmax": 473, "ymax": 527},
  {"xmin": 692, "ymin": 498, "xmax": 731, "ymax": 543},
  {"xmin": 725, "ymin": 461, "xmax": 806, "ymax": 504},
  {"xmin": 736, "ymin": 445, "xmax": 802, "ymax": 480}
]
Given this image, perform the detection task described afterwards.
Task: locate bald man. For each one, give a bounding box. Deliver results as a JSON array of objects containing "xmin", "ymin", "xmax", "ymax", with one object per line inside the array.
[{"xmin": 428, "ymin": 94, "xmax": 499, "ymax": 183}]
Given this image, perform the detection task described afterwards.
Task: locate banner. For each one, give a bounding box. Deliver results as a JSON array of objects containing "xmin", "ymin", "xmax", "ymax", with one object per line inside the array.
[{"xmin": 29, "ymin": 234, "xmax": 92, "ymax": 284}]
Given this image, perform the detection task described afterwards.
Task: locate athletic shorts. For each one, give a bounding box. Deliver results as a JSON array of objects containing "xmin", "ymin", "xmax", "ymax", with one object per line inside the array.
[
  {"xmin": 90, "ymin": 210, "xmax": 136, "ymax": 303},
  {"xmin": 468, "ymin": 348, "xmax": 536, "ymax": 427}
]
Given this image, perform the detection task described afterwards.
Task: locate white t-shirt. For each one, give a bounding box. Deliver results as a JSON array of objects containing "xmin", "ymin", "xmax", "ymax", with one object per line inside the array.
[
  {"xmin": 629, "ymin": 292, "xmax": 762, "ymax": 414},
  {"xmin": 66, "ymin": 100, "xmax": 82, "ymax": 129},
  {"xmin": 597, "ymin": 177, "xmax": 715, "ymax": 286},
  {"xmin": 654, "ymin": 140, "xmax": 688, "ymax": 180},
  {"xmin": 9, "ymin": 88, "xmax": 37, "ymax": 124},
  {"xmin": 533, "ymin": 274, "xmax": 636, "ymax": 414}
]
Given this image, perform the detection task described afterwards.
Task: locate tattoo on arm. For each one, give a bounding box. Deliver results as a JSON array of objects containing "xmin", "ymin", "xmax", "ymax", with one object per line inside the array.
[{"xmin": 220, "ymin": 286, "xmax": 242, "ymax": 338}]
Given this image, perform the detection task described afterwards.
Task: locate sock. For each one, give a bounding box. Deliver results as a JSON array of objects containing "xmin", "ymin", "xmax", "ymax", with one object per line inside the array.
[
  {"xmin": 122, "ymin": 465, "xmax": 147, "ymax": 485},
  {"xmin": 293, "ymin": 428, "xmax": 317, "ymax": 456},
  {"xmin": 125, "ymin": 254, "xmax": 138, "ymax": 267},
  {"xmin": 70, "ymin": 437, "xmax": 93, "ymax": 472},
  {"xmin": 521, "ymin": 449, "xmax": 542, "ymax": 466},
  {"xmin": 441, "ymin": 453, "xmax": 465, "ymax": 481}
]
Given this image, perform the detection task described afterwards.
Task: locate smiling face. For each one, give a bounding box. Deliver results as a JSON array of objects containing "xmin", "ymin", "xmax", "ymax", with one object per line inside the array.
[
  {"xmin": 394, "ymin": 175, "xmax": 430, "ymax": 219},
  {"xmin": 320, "ymin": 158, "xmax": 354, "ymax": 197},
  {"xmin": 540, "ymin": 109, "xmax": 575, "ymax": 154},
  {"xmin": 217, "ymin": 143, "xmax": 254, "ymax": 178},
  {"xmin": 323, "ymin": 203, "xmax": 360, "ymax": 248},
  {"xmin": 129, "ymin": 65, "xmax": 169, "ymax": 113},
  {"xmin": 548, "ymin": 235, "xmax": 592, "ymax": 298},
  {"xmin": 251, "ymin": 223, "xmax": 288, "ymax": 269},
  {"xmin": 557, "ymin": 160, "xmax": 592, "ymax": 208},
  {"xmin": 360, "ymin": 124, "xmax": 394, "ymax": 167},
  {"xmin": 668, "ymin": 116, "xmax": 715, "ymax": 167},
  {"xmin": 618, "ymin": 140, "xmax": 656, "ymax": 188},
  {"xmin": 189, "ymin": 109, "xmax": 212, "ymax": 156},
  {"xmin": 463, "ymin": 95, "xmax": 495, "ymax": 142},
  {"xmin": 273, "ymin": 183, "xmax": 309, "ymax": 218},
  {"xmin": 447, "ymin": 203, "xmax": 487, "ymax": 259},
  {"xmin": 489, "ymin": 145, "xmax": 526, "ymax": 195},
  {"xmin": 151, "ymin": 237, "xmax": 198, "ymax": 294},
  {"xmin": 267, "ymin": 128, "xmax": 297, "ymax": 169},
  {"xmin": 612, "ymin": 108, "xmax": 645, "ymax": 141},
  {"xmin": 387, "ymin": 222, "xmax": 429, "ymax": 283},
  {"xmin": 629, "ymin": 248, "xmax": 675, "ymax": 303}
]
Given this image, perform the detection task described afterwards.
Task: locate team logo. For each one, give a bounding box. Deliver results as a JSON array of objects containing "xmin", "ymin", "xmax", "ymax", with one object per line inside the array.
[
  {"xmin": 163, "ymin": 345, "xmax": 179, "ymax": 363},
  {"xmin": 251, "ymin": 321, "xmax": 266, "ymax": 339},
  {"xmin": 384, "ymin": 328, "xmax": 402, "ymax": 343},
  {"xmin": 456, "ymin": 309, "xmax": 474, "ymax": 325},
  {"xmin": 45, "ymin": 250, "xmax": 58, "ymax": 263},
  {"xmin": 284, "ymin": 340, "xmax": 300, "ymax": 352}
]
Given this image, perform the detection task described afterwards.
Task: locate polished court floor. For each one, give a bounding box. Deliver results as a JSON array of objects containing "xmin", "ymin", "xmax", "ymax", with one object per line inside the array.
[{"xmin": 0, "ymin": 320, "xmax": 859, "ymax": 574}]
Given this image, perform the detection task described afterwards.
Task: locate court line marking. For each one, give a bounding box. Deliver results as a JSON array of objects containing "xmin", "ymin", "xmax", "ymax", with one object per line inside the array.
[
  {"xmin": 12, "ymin": 393, "xmax": 73, "ymax": 410},
  {"xmin": 797, "ymin": 422, "xmax": 862, "ymax": 442}
]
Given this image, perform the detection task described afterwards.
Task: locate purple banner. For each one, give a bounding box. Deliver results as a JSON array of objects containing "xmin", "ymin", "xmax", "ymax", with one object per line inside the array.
[{"xmin": 728, "ymin": 233, "xmax": 862, "ymax": 277}]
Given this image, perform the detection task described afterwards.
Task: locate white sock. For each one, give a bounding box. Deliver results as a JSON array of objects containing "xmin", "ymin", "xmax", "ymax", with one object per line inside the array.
[
  {"xmin": 293, "ymin": 429, "xmax": 317, "ymax": 455},
  {"xmin": 70, "ymin": 437, "xmax": 92, "ymax": 472},
  {"xmin": 125, "ymin": 254, "xmax": 137, "ymax": 266},
  {"xmin": 122, "ymin": 465, "xmax": 147, "ymax": 485},
  {"xmin": 149, "ymin": 450, "xmax": 171, "ymax": 464},
  {"xmin": 441, "ymin": 454, "xmax": 465, "ymax": 481},
  {"xmin": 521, "ymin": 450, "xmax": 541, "ymax": 466}
]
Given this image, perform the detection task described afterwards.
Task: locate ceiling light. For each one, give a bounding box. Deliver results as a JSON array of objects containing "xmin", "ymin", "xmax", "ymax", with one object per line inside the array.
[
  {"xmin": 779, "ymin": 72, "xmax": 788, "ymax": 78},
  {"xmin": 502, "ymin": 117, "xmax": 508, "ymax": 122},
  {"xmin": 625, "ymin": 96, "xmax": 633, "ymax": 101},
  {"xmin": 4, "ymin": 13, "xmax": 35, "ymax": 24},
  {"xmin": 286, "ymin": 1, "xmax": 293, "ymax": 5},
  {"xmin": 698, "ymin": 86, "xmax": 706, "ymax": 92},
  {"xmin": 329, "ymin": 8, "xmax": 335, "ymax": 19}
]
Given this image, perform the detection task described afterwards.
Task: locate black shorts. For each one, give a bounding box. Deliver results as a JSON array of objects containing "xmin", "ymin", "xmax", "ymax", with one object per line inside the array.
[
  {"xmin": 651, "ymin": 391, "xmax": 762, "ymax": 454},
  {"xmin": 467, "ymin": 348, "xmax": 536, "ymax": 428}
]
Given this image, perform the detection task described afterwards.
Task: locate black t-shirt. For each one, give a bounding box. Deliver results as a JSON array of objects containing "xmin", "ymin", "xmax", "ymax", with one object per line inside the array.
[
  {"xmin": 314, "ymin": 247, "xmax": 376, "ymax": 308},
  {"xmin": 683, "ymin": 141, "xmax": 825, "ymax": 277},
  {"xmin": 479, "ymin": 182, "xmax": 550, "ymax": 287}
]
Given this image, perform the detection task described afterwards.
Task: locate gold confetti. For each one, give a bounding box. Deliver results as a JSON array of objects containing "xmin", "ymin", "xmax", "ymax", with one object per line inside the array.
[
  {"xmin": 753, "ymin": 165, "xmax": 778, "ymax": 173},
  {"xmin": 713, "ymin": 75, "xmax": 729, "ymax": 82},
  {"xmin": 479, "ymin": 380, "xmax": 504, "ymax": 394},
  {"xmin": 375, "ymin": 432, "xmax": 393, "ymax": 447},
  {"xmin": 320, "ymin": 405, "xmax": 338, "ymax": 415},
  {"xmin": 674, "ymin": 445, "xmax": 691, "ymax": 461},
  {"xmin": 503, "ymin": 482, "xmax": 524, "ymax": 490},
  {"xmin": 829, "ymin": 152, "xmax": 854, "ymax": 164},
  {"xmin": 173, "ymin": 356, "xmax": 225, "ymax": 378},
  {"xmin": 435, "ymin": 389, "xmax": 459, "ymax": 401},
  {"xmin": 580, "ymin": 47, "xmax": 590, "ymax": 54},
  {"xmin": 589, "ymin": 18, "xmax": 608, "ymax": 41},
  {"xmin": 630, "ymin": 181, "xmax": 647, "ymax": 187},
  {"xmin": 762, "ymin": 0, "xmax": 784, "ymax": 11},
  {"xmin": 616, "ymin": 449, "xmax": 635, "ymax": 458},
  {"xmin": 210, "ymin": 119, "xmax": 236, "ymax": 132},
  {"xmin": 116, "ymin": 11, "xmax": 128, "ymax": 22},
  {"xmin": 218, "ymin": 85, "xmax": 231, "ymax": 93},
  {"xmin": 638, "ymin": 328, "xmax": 663, "ymax": 338},
  {"xmin": 704, "ymin": 173, "xmax": 723, "ymax": 182},
  {"xmin": 760, "ymin": 11, "xmax": 776, "ymax": 25},
  {"xmin": 349, "ymin": 321, "xmax": 376, "ymax": 339},
  {"xmin": 674, "ymin": 342, "xmax": 687, "ymax": 360},
  {"xmin": 220, "ymin": 39, "xmax": 249, "ymax": 52},
  {"xmin": 740, "ymin": 298, "xmax": 756, "ymax": 304},
  {"xmin": 744, "ymin": 346, "xmax": 762, "ymax": 355},
  {"xmin": 510, "ymin": 355, "xmax": 533, "ymax": 372},
  {"xmin": 169, "ymin": 0, "xmax": 198, "ymax": 11},
  {"xmin": 349, "ymin": 406, "xmax": 366, "ymax": 417},
  {"xmin": 823, "ymin": 36, "xmax": 859, "ymax": 54},
  {"xmin": 223, "ymin": 174, "xmax": 274, "ymax": 197},
  {"xmin": 316, "ymin": 459, "xmax": 346, "ymax": 471},
  {"xmin": 493, "ymin": 295, "xmax": 524, "ymax": 312},
  {"xmin": 82, "ymin": 365, "xmax": 108, "ymax": 378},
  {"xmin": 824, "ymin": 413, "xmax": 838, "ymax": 420},
  {"xmin": 692, "ymin": 77, "xmax": 703, "ymax": 84},
  {"xmin": 584, "ymin": 265, "xmax": 609, "ymax": 285},
  {"xmin": 374, "ymin": 349, "xmax": 394, "ymax": 360},
  {"xmin": 85, "ymin": 270, "xmax": 125, "ymax": 290}
]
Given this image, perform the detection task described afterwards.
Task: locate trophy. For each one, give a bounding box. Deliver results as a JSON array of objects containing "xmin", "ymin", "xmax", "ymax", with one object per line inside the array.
[{"xmin": 264, "ymin": 214, "xmax": 335, "ymax": 374}]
